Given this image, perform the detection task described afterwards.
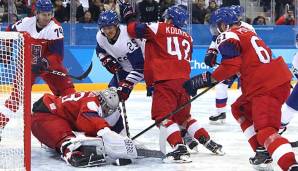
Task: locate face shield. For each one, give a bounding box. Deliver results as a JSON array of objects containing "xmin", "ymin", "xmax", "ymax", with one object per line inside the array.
[
  {"xmin": 210, "ymin": 22, "xmax": 220, "ymax": 36},
  {"xmin": 98, "ymin": 97, "xmax": 117, "ymax": 117}
]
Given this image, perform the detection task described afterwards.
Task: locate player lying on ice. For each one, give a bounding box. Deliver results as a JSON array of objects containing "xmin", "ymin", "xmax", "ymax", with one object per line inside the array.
[
  {"xmin": 183, "ymin": 8, "xmax": 298, "ymax": 171},
  {"xmin": 119, "ymin": 2, "xmax": 224, "ymax": 163},
  {"xmin": 31, "ymin": 88, "xmax": 138, "ymax": 167}
]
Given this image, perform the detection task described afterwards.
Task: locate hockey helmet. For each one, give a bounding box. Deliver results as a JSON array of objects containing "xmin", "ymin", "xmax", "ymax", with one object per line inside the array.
[
  {"xmin": 210, "ymin": 8, "xmax": 238, "ymax": 34},
  {"xmin": 98, "ymin": 10, "xmax": 119, "ymax": 29},
  {"xmin": 164, "ymin": 5, "xmax": 189, "ymax": 29},
  {"xmin": 98, "ymin": 87, "xmax": 119, "ymax": 116},
  {"xmin": 36, "ymin": 0, "xmax": 53, "ymax": 12},
  {"xmin": 230, "ymin": 5, "xmax": 244, "ymax": 17}
]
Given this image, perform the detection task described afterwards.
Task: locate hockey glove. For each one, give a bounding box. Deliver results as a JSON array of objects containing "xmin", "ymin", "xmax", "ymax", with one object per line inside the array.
[
  {"xmin": 223, "ymin": 75, "xmax": 238, "ymax": 88},
  {"xmin": 31, "ymin": 58, "xmax": 49, "ymax": 75},
  {"xmin": 204, "ymin": 48, "xmax": 218, "ymax": 67},
  {"xmin": 146, "ymin": 86, "xmax": 154, "ymax": 97},
  {"xmin": 119, "ymin": 1, "xmax": 136, "ymax": 23},
  {"xmin": 100, "ymin": 55, "xmax": 122, "ymax": 74},
  {"xmin": 117, "ymin": 80, "xmax": 134, "ymax": 101},
  {"xmin": 183, "ymin": 72, "xmax": 213, "ymax": 97}
]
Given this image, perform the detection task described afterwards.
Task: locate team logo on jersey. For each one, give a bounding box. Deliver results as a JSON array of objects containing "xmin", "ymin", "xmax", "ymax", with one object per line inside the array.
[{"xmin": 31, "ymin": 45, "xmax": 42, "ymax": 64}]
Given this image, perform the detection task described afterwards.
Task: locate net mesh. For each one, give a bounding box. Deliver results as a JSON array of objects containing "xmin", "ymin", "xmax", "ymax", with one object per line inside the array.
[{"xmin": 0, "ymin": 32, "xmax": 26, "ymax": 171}]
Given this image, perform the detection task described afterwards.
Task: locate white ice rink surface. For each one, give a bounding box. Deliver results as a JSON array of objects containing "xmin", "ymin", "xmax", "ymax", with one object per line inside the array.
[{"xmin": 26, "ymin": 90, "xmax": 298, "ymax": 170}]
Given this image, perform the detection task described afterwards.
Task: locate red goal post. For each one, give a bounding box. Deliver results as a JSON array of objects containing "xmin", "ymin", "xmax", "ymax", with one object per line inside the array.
[{"xmin": 0, "ymin": 31, "xmax": 31, "ymax": 171}]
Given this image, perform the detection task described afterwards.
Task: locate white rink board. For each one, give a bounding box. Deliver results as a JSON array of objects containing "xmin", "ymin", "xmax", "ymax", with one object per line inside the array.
[{"xmin": 28, "ymin": 90, "xmax": 298, "ymax": 171}]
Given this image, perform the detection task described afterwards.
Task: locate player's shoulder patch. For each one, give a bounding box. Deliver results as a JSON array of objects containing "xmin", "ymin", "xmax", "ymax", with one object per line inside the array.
[{"xmin": 215, "ymin": 31, "xmax": 240, "ymax": 47}]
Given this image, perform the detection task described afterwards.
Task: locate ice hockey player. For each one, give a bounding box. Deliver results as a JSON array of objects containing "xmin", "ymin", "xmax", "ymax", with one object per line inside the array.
[
  {"xmin": 96, "ymin": 10, "xmax": 144, "ymax": 102},
  {"xmin": 31, "ymin": 88, "xmax": 137, "ymax": 167},
  {"xmin": 120, "ymin": 4, "xmax": 224, "ymax": 163},
  {"xmin": 204, "ymin": 5, "xmax": 255, "ymax": 124},
  {"xmin": 183, "ymin": 8, "xmax": 298, "ymax": 171},
  {"xmin": 0, "ymin": 0, "xmax": 75, "ymax": 141}
]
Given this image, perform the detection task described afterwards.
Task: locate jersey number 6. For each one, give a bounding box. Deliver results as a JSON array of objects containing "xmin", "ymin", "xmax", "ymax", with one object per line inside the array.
[{"xmin": 251, "ymin": 36, "xmax": 270, "ymax": 64}]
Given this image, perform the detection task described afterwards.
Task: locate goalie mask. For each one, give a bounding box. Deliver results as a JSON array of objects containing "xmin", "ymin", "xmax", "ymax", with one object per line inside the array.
[{"xmin": 98, "ymin": 87, "xmax": 119, "ymax": 117}]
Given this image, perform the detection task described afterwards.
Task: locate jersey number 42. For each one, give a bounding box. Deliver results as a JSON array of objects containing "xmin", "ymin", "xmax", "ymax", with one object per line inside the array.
[{"xmin": 167, "ymin": 37, "xmax": 191, "ymax": 61}]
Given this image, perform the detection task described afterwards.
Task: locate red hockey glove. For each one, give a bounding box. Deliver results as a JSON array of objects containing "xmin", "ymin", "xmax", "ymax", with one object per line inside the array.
[
  {"xmin": 117, "ymin": 80, "xmax": 134, "ymax": 101},
  {"xmin": 100, "ymin": 55, "xmax": 122, "ymax": 74},
  {"xmin": 204, "ymin": 48, "xmax": 218, "ymax": 67}
]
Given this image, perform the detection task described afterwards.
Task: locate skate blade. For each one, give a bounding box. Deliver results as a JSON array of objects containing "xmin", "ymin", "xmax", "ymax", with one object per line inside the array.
[
  {"xmin": 214, "ymin": 149, "xmax": 225, "ymax": 156},
  {"xmin": 76, "ymin": 159, "xmax": 107, "ymax": 168},
  {"xmin": 252, "ymin": 163, "xmax": 274, "ymax": 171},
  {"xmin": 162, "ymin": 155, "xmax": 192, "ymax": 164},
  {"xmin": 189, "ymin": 146, "xmax": 199, "ymax": 153},
  {"xmin": 209, "ymin": 119, "xmax": 226, "ymax": 125}
]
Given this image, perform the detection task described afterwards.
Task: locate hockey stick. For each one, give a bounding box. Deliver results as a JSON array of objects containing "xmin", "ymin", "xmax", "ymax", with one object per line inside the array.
[
  {"xmin": 46, "ymin": 62, "xmax": 93, "ymax": 81},
  {"xmin": 115, "ymin": 73, "xmax": 131, "ymax": 137},
  {"xmin": 136, "ymin": 148, "xmax": 165, "ymax": 158},
  {"xmin": 132, "ymin": 83, "xmax": 218, "ymax": 140},
  {"xmin": 290, "ymin": 141, "xmax": 298, "ymax": 148}
]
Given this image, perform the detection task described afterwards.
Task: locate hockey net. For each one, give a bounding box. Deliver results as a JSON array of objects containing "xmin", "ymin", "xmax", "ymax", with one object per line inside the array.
[{"xmin": 0, "ymin": 32, "xmax": 31, "ymax": 171}]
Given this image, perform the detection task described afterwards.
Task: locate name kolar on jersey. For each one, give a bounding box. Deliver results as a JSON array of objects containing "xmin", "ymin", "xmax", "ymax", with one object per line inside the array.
[{"xmin": 166, "ymin": 26, "xmax": 189, "ymax": 37}]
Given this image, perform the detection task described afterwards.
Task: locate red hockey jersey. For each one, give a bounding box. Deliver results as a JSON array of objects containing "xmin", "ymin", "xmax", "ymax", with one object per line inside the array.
[
  {"xmin": 212, "ymin": 26, "xmax": 292, "ymax": 98},
  {"xmin": 128, "ymin": 22, "xmax": 192, "ymax": 86},
  {"xmin": 42, "ymin": 92, "xmax": 109, "ymax": 135}
]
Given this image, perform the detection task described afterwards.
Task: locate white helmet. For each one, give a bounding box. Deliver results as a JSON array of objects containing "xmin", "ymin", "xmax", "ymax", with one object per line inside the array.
[{"xmin": 98, "ymin": 87, "xmax": 119, "ymax": 116}]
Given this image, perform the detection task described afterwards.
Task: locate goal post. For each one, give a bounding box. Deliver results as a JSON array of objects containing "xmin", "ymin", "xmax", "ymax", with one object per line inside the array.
[{"xmin": 0, "ymin": 31, "xmax": 31, "ymax": 171}]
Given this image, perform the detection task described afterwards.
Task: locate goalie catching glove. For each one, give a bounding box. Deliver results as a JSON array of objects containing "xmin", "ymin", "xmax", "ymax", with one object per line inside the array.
[
  {"xmin": 60, "ymin": 137, "xmax": 106, "ymax": 167},
  {"xmin": 100, "ymin": 55, "xmax": 122, "ymax": 74}
]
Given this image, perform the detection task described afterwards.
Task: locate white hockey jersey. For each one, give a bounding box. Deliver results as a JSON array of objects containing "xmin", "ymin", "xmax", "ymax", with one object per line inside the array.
[
  {"xmin": 96, "ymin": 25, "xmax": 144, "ymax": 84},
  {"xmin": 11, "ymin": 16, "xmax": 63, "ymax": 40}
]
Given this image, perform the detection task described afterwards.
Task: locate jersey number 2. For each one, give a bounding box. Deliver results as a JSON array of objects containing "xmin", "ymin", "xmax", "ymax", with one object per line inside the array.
[
  {"xmin": 251, "ymin": 36, "xmax": 270, "ymax": 63},
  {"xmin": 167, "ymin": 37, "xmax": 190, "ymax": 61}
]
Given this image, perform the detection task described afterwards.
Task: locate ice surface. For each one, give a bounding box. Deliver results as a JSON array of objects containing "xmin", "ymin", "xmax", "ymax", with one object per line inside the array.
[{"xmin": 27, "ymin": 90, "xmax": 298, "ymax": 171}]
